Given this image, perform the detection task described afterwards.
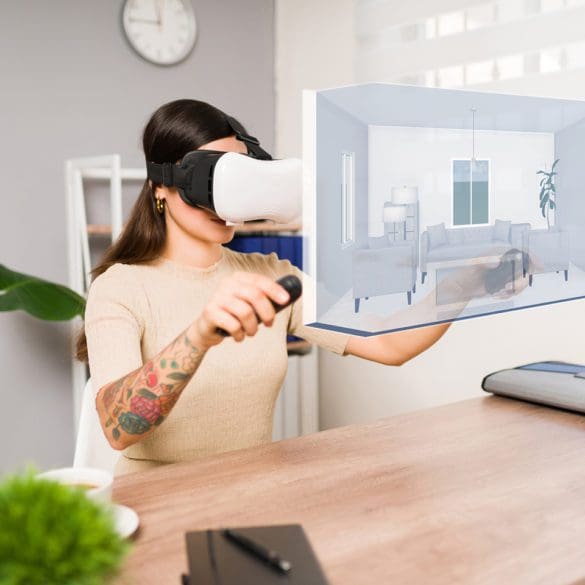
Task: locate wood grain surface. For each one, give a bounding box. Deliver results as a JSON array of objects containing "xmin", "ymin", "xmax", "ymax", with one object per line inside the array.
[{"xmin": 112, "ymin": 396, "xmax": 585, "ymax": 585}]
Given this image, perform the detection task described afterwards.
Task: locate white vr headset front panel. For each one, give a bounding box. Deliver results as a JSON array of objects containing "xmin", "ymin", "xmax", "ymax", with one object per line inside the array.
[{"xmin": 213, "ymin": 152, "xmax": 302, "ymax": 225}]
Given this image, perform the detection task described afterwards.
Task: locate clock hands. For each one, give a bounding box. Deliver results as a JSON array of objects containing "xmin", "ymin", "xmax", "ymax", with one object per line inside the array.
[
  {"xmin": 128, "ymin": 0, "xmax": 164, "ymax": 27},
  {"xmin": 157, "ymin": 0, "xmax": 165, "ymax": 29}
]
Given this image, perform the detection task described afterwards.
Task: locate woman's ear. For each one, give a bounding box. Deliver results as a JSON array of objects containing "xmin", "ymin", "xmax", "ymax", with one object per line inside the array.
[{"xmin": 152, "ymin": 184, "xmax": 167, "ymax": 200}]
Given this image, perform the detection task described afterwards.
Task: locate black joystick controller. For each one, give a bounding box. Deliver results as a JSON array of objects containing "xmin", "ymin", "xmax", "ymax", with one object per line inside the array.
[{"xmin": 216, "ymin": 274, "xmax": 303, "ymax": 337}]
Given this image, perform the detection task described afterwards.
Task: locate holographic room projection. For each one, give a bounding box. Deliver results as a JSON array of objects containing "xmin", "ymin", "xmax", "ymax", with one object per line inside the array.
[{"xmin": 302, "ymin": 83, "xmax": 585, "ymax": 336}]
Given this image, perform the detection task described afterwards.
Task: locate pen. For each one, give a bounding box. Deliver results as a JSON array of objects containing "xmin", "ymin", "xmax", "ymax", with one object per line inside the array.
[{"xmin": 222, "ymin": 529, "xmax": 292, "ymax": 574}]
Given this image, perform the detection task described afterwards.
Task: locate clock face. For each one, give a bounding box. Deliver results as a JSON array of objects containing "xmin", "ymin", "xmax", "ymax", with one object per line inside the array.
[{"xmin": 122, "ymin": 0, "xmax": 197, "ymax": 66}]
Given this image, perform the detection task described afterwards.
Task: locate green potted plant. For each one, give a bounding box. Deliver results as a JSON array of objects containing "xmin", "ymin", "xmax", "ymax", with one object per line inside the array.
[
  {"xmin": 0, "ymin": 264, "xmax": 85, "ymax": 320},
  {"xmin": 537, "ymin": 158, "xmax": 559, "ymax": 230},
  {"xmin": 0, "ymin": 471, "xmax": 129, "ymax": 584}
]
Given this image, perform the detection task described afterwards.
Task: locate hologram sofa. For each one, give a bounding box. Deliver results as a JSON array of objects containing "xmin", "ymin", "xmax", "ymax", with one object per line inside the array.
[{"xmin": 420, "ymin": 220, "xmax": 531, "ymax": 284}]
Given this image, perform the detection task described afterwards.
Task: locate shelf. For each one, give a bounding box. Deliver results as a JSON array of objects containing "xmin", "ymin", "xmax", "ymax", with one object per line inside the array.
[
  {"xmin": 81, "ymin": 168, "xmax": 146, "ymax": 181},
  {"xmin": 87, "ymin": 221, "xmax": 301, "ymax": 236},
  {"xmin": 87, "ymin": 224, "xmax": 114, "ymax": 236},
  {"xmin": 286, "ymin": 340, "xmax": 312, "ymax": 355},
  {"xmin": 233, "ymin": 221, "xmax": 301, "ymax": 233}
]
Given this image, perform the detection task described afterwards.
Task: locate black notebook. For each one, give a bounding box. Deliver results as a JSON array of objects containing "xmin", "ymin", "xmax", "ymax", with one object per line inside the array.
[{"xmin": 184, "ymin": 524, "xmax": 330, "ymax": 585}]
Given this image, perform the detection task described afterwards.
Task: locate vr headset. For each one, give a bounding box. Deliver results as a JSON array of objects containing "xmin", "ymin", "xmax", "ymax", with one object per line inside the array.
[{"xmin": 146, "ymin": 116, "xmax": 301, "ymax": 225}]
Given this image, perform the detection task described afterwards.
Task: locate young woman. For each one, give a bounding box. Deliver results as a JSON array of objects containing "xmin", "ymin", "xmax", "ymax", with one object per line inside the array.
[{"xmin": 77, "ymin": 99, "xmax": 458, "ymax": 476}]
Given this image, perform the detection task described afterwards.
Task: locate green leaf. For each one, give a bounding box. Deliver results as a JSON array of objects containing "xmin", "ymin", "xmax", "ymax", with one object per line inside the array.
[
  {"xmin": 171, "ymin": 360, "xmax": 178, "ymax": 369},
  {"xmin": 154, "ymin": 415, "xmax": 165, "ymax": 426},
  {"xmin": 138, "ymin": 388, "xmax": 157, "ymax": 400},
  {"xmin": 161, "ymin": 358, "xmax": 167, "ymax": 368},
  {"xmin": 0, "ymin": 264, "xmax": 85, "ymax": 321},
  {"xmin": 168, "ymin": 372, "xmax": 189, "ymax": 381},
  {"xmin": 112, "ymin": 427, "xmax": 120, "ymax": 441},
  {"xmin": 549, "ymin": 200, "xmax": 556, "ymax": 209},
  {"xmin": 126, "ymin": 389, "xmax": 132, "ymax": 400}
]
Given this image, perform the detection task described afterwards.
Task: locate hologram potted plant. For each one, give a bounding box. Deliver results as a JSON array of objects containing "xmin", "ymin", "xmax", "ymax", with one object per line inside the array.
[{"xmin": 537, "ymin": 158, "xmax": 559, "ymax": 230}]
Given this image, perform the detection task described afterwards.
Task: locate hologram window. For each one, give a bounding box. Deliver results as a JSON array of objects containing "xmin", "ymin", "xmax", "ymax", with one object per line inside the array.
[{"xmin": 453, "ymin": 159, "xmax": 490, "ymax": 226}]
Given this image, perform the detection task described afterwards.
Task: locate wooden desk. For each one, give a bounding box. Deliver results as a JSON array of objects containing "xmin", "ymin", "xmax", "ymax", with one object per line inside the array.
[{"xmin": 113, "ymin": 396, "xmax": 585, "ymax": 584}]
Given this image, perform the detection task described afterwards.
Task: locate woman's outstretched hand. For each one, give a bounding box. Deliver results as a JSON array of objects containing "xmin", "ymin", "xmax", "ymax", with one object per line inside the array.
[
  {"xmin": 439, "ymin": 247, "xmax": 529, "ymax": 304},
  {"xmin": 190, "ymin": 271, "xmax": 291, "ymax": 348}
]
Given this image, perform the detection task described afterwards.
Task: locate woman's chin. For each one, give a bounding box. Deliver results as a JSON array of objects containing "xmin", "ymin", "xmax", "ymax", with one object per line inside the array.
[
  {"xmin": 177, "ymin": 216, "xmax": 236, "ymax": 243},
  {"xmin": 208, "ymin": 221, "xmax": 236, "ymax": 241},
  {"xmin": 212, "ymin": 218, "xmax": 235, "ymax": 230}
]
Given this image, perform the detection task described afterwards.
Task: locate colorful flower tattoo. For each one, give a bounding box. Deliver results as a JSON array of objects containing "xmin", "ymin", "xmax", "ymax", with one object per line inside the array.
[{"xmin": 101, "ymin": 332, "xmax": 205, "ymax": 446}]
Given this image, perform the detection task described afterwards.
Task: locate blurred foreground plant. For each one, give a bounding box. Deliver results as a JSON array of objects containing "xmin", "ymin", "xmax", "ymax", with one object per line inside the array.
[{"xmin": 0, "ymin": 471, "xmax": 129, "ymax": 585}]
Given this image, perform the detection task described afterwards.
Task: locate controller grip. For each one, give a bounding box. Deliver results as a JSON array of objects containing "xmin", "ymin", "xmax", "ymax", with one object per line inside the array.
[{"xmin": 215, "ymin": 274, "xmax": 302, "ymax": 337}]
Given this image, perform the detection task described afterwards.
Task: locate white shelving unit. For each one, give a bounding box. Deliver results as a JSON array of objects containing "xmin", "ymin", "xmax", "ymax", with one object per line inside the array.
[
  {"xmin": 65, "ymin": 155, "xmax": 145, "ymax": 430},
  {"xmin": 65, "ymin": 154, "xmax": 318, "ymax": 439}
]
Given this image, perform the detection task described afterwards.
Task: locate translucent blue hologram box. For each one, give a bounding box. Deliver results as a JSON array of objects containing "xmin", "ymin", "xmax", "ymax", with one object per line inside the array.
[{"xmin": 302, "ymin": 83, "xmax": 585, "ymax": 336}]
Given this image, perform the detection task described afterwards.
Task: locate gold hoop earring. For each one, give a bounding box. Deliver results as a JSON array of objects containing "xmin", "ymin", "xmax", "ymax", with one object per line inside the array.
[{"xmin": 156, "ymin": 198, "xmax": 165, "ymax": 215}]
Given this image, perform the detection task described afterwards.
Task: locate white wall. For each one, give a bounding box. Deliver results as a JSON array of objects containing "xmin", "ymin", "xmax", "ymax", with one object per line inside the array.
[
  {"xmin": 275, "ymin": 0, "xmax": 355, "ymax": 158},
  {"xmin": 275, "ymin": 0, "xmax": 585, "ymax": 431},
  {"xmin": 368, "ymin": 125, "xmax": 553, "ymax": 236}
]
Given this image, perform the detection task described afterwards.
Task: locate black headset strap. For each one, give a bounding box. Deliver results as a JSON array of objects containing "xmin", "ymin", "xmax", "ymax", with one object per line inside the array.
[
  {"xmin": 226, "ymin": 116, "xmax": 273, "ymax": 160},
  {"xmin": 146, "ymin": 161, "xmax": 191, "ymax": 188},
  {"xmin": 146, "ymin": 116, "xmax": 272, "ymax": 186}
]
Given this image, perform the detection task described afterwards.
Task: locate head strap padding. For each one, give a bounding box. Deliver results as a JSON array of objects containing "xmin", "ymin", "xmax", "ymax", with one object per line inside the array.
[{"xmin": 226, "ymin": 116, "xmax": 272, "ymax": 160}]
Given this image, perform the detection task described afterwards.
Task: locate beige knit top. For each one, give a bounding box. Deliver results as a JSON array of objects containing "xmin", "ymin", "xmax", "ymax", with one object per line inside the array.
[{"xmin": 84, "ymin": 247, "xmax": 350, "ymax": 475}]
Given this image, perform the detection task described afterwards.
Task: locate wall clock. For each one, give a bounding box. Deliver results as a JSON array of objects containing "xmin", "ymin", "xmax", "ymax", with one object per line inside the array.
[{"xmin": 122, "ymin": 0, "xmax": 197, "ymax": 66}]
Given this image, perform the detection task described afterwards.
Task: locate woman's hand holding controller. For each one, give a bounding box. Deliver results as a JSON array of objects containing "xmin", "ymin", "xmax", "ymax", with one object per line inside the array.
[{"xmin": 188, "ymin": 272, "xmax": 298, "ymax": 349}]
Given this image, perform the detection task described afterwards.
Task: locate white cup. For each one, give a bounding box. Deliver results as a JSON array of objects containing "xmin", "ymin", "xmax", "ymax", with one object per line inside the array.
[{"xmin": 37, "ymin": 467, "xmax": 113, "ymax": 503}]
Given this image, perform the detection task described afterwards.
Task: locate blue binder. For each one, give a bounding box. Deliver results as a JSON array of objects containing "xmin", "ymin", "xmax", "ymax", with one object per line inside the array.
[{"xmin": 226, "ymin": 235, "xmax": 302, "ymax": 271}]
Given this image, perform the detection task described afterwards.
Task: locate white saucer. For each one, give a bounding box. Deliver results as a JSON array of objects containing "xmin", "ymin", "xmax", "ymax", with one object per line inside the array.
[{"xmin": 112, "ymin": 504, "xmax": 139, "ymax": 539}]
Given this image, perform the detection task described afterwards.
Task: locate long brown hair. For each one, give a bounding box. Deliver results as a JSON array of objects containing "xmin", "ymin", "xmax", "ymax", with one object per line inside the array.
[{"xmin": 75, "ymin": 99, "xmax": 242, "ymax": 362}]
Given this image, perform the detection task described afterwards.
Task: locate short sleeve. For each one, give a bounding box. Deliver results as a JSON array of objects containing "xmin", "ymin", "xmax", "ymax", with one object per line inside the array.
[
  {"xmin": 278, "ymin": 259, "xmax": 350, "ymax": 356},
  {"xmin": 84, "ymin": 267, "xmax": 145, "ymax": 394}
]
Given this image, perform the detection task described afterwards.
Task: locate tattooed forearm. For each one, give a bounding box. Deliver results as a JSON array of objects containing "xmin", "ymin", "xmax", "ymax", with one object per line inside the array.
[{"xmin": 96, "ymin": 331, "xmax": 206, "ymax": 450}]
